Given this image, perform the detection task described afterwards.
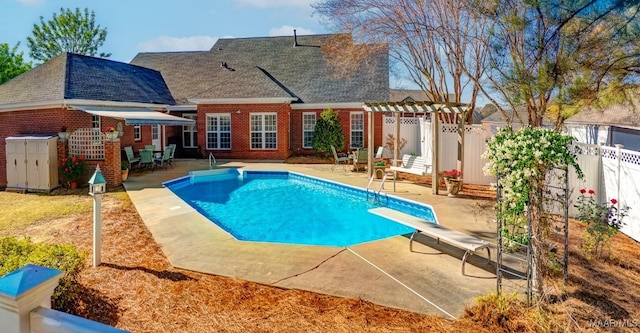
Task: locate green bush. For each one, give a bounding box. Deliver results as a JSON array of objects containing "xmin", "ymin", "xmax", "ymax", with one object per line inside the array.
[
  {"xmin": 0, "ymin": 237, "xmax": 85, "ymax": 312},
  {"xmin": 312, "ymin": 107, "xmax": 345, "ymax": 156}
]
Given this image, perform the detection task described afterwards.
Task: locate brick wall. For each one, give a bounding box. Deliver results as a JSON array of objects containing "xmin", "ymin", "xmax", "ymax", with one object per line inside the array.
[
  {"xmin": 198, "ymin": 103, "xmax": 291, "ymax": 160},
  {"xmin": 289, "ymin": 108, "xmax": 383, "ymax": 155}
]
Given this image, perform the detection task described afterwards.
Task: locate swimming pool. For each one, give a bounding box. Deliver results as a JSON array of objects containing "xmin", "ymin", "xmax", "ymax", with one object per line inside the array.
[{"xmin": 164, "ymin": 169, "xmax": 438, "ymax": 247}]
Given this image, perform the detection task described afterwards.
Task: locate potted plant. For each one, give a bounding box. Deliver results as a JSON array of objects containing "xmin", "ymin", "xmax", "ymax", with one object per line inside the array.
[
  {"xmin": 105, "ymin": 126, "xmax": 119, "ymax": 141},
  {"xmin": 373, "ymin": 160, "xmax": 387, "ymax": 179},
  {"xmin": 121, "ymin": 160, "xmax": 130, "ymax": 182},
  {"xmin": 58, "ymin": 125, "xmax": 70, "ymax": 141},
  {"xmin": 440, "ymin": 168, "xmax": 463, "ymax": 197},
  {"xmin": 59, "ymin": 155, "xmax": 86, "ymax": 189}
]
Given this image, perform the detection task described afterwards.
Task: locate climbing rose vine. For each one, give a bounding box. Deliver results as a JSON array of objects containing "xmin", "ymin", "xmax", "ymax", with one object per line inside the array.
[{"xmin": 482, "ymin": 127, "xmax": 582, "ymax": 218}]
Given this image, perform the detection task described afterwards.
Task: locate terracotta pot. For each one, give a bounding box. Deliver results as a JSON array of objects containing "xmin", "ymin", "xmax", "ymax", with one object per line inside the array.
[
  {"xmin": 444, "ymin": 178, "xmax": 463, "ymax": 197},
  {"xmin": 70, "ymin": 181, "xmax": 78, "ymax": 189},
  {"xmin": 121, "ymin": 169, "xmax": 129, "ymax": 182}
]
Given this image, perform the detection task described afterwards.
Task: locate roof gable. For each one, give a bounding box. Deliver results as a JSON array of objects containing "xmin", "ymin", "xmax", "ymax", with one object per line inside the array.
[
  {"xmin": 0, "ymin": 53, "xmax": 175, "ymax": 107},
  {"xmin": 131, "ymin": 33, "xmax": 389, "ymax": 105}
]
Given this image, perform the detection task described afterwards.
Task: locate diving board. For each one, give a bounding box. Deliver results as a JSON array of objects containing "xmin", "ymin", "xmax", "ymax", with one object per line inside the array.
[{"xmin": 368, "ymin": 207, "xmax": 491, "ymax": 275}]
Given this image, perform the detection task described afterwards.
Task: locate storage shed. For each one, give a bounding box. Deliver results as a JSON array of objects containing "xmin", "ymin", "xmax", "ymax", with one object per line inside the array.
[{"xmin": 5, "ymin": 135, "xmax": 59, "ymax": 192}]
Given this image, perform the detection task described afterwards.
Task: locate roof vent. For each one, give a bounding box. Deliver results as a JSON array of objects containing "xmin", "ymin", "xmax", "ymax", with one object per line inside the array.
[{"xmin": 293, "ymin": 29, "xmax": 298, "ymax": 47}]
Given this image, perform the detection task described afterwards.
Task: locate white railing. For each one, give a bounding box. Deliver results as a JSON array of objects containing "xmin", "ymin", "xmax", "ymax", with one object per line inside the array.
[{"xmin": 68, "ymin": 128, "xmax": 105, "ymax": 160}]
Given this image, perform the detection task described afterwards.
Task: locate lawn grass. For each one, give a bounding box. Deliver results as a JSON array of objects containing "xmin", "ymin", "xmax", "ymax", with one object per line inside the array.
[{"xmin": 0, "ymin": 191, "xmax": 92, "ymax": 232}]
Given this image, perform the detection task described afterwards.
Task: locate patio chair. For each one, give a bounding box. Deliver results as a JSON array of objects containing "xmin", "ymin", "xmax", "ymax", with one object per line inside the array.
[
  {"xmin": 167, "ymin": 144, "xmax": 176, "ymax": 166},
  {"xmin": 139, "ymin": 149, "xmax": 155, "ymax": 170},
  {"xmin": 331, "ymin": 145, "xmax": 351, "ymax": 171},
  {"xmin": 155, "ymin": 147, "xmax": 172, "ymax": 169},
  {"xmin": 353, "ymin": 148, "xmax": 368, "ymax": 172},
  {"xmin": 145, "ymin": 144, "xmax": 156, "ymax": 151},
  {"xmin": 375, "ymin": 146, "xmax": 384, "ymax": 159},
  {"xmin": 124, "ymin": 146, "xmax": 140, "ymax": 169}
]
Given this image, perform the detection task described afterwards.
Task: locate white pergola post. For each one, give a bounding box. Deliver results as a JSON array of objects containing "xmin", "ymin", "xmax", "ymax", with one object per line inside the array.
[{"xmin": 363, "ymin": 101, "xmax": 469, "ymax": 195}]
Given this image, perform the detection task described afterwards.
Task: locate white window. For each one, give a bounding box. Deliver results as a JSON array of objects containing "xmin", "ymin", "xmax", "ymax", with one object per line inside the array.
[
  {"xmin": 91, "ymin": 115, "xmax": 101, "ymax": 142},
  {"xmin": 91, "ymin": 115, "xmax": 101, "ymax": 129},
  {"xmin": 250, "ymin": 113, "xmax": 277, "ymax": 149},
  {"xmin": 350, "ymin": 112, "xmax": 364, "ymax": 148},
  {"xmin": 302, "ymin": 112, "xmax": 316, "ymax": 148},
  {"xmin": 206, "ymin": 113, "xmax": 231, "ymax": 149},
  {"xmin": 182, "ymin": 114, "xmax": 197, "ymax": 148},
  {"xmin": 134, "ymin": 125, "xmax": 141, "ymax": 141}
]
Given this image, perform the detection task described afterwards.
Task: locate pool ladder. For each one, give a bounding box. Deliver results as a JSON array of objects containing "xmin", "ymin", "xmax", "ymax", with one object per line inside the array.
[
  {"xmin": 209, "ymin": 152, "xmax": 217, "ymax": 169},
  {"xmin": 366, "ymin": 172, "xmax": 389, "ymax": 204}
]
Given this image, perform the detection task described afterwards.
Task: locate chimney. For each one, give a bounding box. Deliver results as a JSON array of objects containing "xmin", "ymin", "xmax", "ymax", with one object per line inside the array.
[{"xmin": 293, "ymin": 29, "xmax": 298, "ymax": 47}]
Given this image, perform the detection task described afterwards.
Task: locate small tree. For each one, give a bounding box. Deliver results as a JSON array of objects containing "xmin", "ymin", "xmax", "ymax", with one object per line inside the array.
[
  {"xmin": 27, "ymin": 7, "xmax": 110, "ymax": 62},
  {"xmin": 0, "ymin": 43, "xmax": 31, "ymax": 84},
  {"xmin": 312, "ymin": 108, "xmax": 345, "ymax": 157}
]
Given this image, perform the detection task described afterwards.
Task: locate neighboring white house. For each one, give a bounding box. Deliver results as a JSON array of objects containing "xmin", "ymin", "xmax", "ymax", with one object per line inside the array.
[{"xmin": 564, "ymin": 102, "xmax": 640, "ymax": 151}]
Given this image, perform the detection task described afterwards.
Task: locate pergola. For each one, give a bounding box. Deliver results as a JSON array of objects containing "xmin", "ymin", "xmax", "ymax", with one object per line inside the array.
[{"xmin": 363, "ymin": 101, "xmax": 470, "ymax": 194}]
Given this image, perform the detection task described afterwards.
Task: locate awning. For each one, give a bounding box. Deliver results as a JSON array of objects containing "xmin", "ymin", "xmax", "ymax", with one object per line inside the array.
[{"xmin": 73, "ymin": 106, "xmax": 195, "ymax": 126}]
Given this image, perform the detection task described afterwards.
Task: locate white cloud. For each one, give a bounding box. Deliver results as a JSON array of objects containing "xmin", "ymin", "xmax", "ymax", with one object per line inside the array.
[
  {"xmin": 269, "ymin": 25, "xmax": 315, "ymax": 37},
  {"xmin": 233, "ymin": 0, "xmax": 313, "ymax": 9},
  {"xmin": 16, "ymin": 0, "xmax": 43, "ymax": 5},
  {"xmin": 136, "ymin": 36, "xmax": 218, "ymax": 52}
]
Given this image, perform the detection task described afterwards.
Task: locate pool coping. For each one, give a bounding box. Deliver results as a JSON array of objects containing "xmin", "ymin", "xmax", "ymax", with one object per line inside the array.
[{"xmin": 123, "ymin": 160, "xmax": 497, "ymax": 318}]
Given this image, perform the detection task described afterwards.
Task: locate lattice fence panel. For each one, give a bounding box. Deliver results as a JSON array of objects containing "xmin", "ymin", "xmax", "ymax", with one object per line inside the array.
[{"xmin": 68, "ymin": 128, "xmax": 105, "ymax": 160}]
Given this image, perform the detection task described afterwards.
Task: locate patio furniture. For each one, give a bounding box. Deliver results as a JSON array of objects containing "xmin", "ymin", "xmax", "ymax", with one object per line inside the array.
[
  {"xmin": 145, "ymin": 145, "xmax": 156, "ymax": 151},
  {"xmin": 353, "ymin": 148, "xmax": 368, "ymax": 172},
  {"xmin": 139, "ymin": 149, "xmax": 155, "ymax": 170},
  {"xmin": 167, "ymin": 144, "xmax": 176, "ymax": 166},
  {"xmin": 331, "ymin": 145, "xmax": 351, "ymax": 171},
  {"xmin": 375, "ymin": 146, "xmax": 384, "ymax": 159},
  {"xmin": 389, "ymin": 154, "xmax": 431, "ymax": 191},
  {"xmin": 155, "ymin": 147, "xmax": 172, "ymax": 169},
  {"xmin": 368, "ymin": 207, "xmax": 491, "ymax": 275},
  {"xmin": 123, "ymin": 146, "xmax": 140, "ymax": 169}
]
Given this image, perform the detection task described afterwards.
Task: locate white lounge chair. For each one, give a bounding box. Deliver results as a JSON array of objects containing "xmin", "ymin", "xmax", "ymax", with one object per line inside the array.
[{"xmin": 369, "ymin": 207, "xmax": 491, "ymax": 275}]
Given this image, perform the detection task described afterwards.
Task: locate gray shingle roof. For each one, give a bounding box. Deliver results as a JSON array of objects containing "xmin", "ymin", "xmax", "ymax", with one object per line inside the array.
[
  {"xmin": 565, "ymin": 103, "xmax": 640, "ymax": 127},
  {"xmin": 481, "ymin": 108, "xmax": 555, "ymax": 127},
  {"xmin": 0, "ymin": 53, "xmax": 175, "ymax": 106},
  {"xmin": 130, "ymin": 34, "xmax": 389, "ymax": 105}
]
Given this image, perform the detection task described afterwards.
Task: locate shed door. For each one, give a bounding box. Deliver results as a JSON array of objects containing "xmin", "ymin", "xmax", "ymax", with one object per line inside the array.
[
  {"xmin": 26, "ymin": 139, "xmax": 51, "ymax": 190},
  {"xmin": 5, "ymin": 139, "xmax": 27, "ymax": 189}
]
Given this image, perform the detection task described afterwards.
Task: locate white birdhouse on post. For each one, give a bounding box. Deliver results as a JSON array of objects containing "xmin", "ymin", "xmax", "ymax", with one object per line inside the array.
[{"xmin": 88, "ymin": 165, "xmax": 106, "ymax": 267}]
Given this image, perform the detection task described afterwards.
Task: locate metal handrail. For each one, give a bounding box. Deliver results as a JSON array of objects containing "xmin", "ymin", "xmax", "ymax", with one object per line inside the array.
[{"xmin": 209, "ymin": 153, "xmax": 216, "ymax": 169}]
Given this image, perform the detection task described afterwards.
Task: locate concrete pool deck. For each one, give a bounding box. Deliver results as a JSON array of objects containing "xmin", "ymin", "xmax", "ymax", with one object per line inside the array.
[{"xmin": 123, "ymin": 159, "xmax": 498, "ymax": 318}]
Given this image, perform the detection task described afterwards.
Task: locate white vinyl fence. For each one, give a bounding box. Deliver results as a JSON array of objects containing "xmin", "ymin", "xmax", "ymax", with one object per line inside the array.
[
  {"xmin": 569, "ymin": 143, "xmax": 640, "ymax": 242},
  {"xmin": 382, "ymin": 117, "xmax": 495, "ymax": 185}
]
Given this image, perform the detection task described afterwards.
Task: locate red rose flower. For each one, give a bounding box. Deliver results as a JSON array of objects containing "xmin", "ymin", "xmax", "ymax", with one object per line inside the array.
[
  {"xmin": 580, "ymin": 189, "xmax": 586, "ymax": 194},
  {"xmin": 588, "ymin": 189, "xmax": 595, "ymax": 195},
  {"xmin": 611, "ymin": 198, "xmax": 618, "ymax": 205}
]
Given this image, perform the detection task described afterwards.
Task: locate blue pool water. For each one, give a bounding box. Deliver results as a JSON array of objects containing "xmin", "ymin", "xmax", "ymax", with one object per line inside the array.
[{"xmin": 164, "ymin": 169, "xmax": 437, "ymax": 247}]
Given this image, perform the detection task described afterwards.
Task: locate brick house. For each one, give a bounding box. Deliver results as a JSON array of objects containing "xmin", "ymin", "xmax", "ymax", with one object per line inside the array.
[
  {"xmin": 0, "ymin": 32, "xmax": 388, "ymax": 188},
  {"xmin": 130, "ymin": 33, "xmax": 388, "ymax": 160},
  {"xmin": 0, "ymin": 52, "xmax": 191, "ymax": 188}
]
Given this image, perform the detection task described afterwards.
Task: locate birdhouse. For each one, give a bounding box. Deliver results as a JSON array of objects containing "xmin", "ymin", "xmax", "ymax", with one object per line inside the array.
[{"xmin": 88, "ymin": 165, "xmax": 107, "ymax": 195}]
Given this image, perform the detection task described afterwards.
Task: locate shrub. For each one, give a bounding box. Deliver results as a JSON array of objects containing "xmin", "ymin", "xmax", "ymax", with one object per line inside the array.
[
  {"xmin": 59, "ymin": 155, "xmax": 86, "ymax": 183},
  {"xmin": 574, "ymin": 188, "xmax": 628, "ymax": 258},
  {"xmin": 0, "ymin": 237, "xmax": 85, "ymax": 312},
  {"xmin": 311, "ymin": 107, "xmax": 345, "ymax": 156}
]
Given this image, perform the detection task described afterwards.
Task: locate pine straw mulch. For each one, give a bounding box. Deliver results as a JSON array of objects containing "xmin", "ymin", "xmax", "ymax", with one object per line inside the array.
[
  {"xmin": 11, "ymin": 187, "xmax": 490, "ymax": 333},
  {"xmin": 6, "ymin": 182, "xmax": 640, "ymax": 332}
]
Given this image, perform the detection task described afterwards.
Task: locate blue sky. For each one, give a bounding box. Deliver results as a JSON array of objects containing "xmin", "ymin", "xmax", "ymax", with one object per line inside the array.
[{"xmin": 0, "ymin": 0, "xmax": 327, "ymax": 63}]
